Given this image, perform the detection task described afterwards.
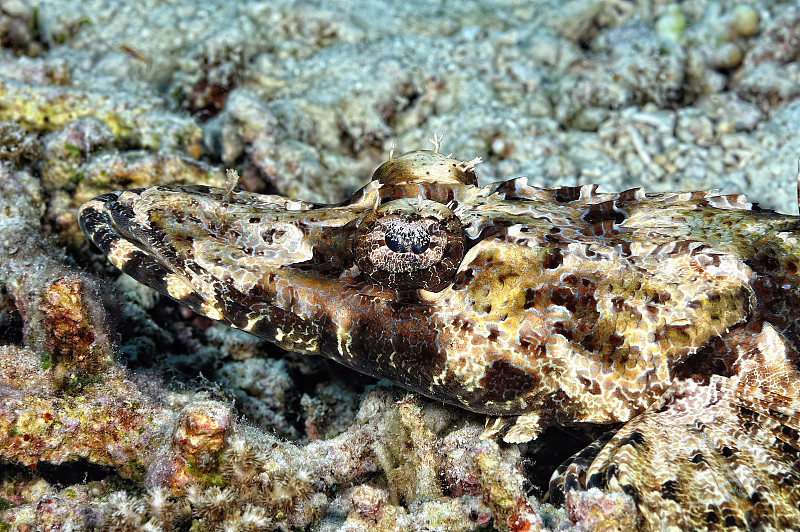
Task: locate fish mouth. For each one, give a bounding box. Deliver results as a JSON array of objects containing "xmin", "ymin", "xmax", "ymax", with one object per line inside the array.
[{"xmin": 79, "ymin": 188, "xmax": 221, "ymax": 322}]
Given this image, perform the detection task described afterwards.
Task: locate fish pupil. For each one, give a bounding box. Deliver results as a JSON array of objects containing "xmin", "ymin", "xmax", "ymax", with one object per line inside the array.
[{"xmin": 385, "ymin": 224, "xmax": 430, "ymax": 254}]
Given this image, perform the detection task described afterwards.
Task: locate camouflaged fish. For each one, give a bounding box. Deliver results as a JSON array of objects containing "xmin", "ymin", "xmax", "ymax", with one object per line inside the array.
[{"xmin": 80, "ymin": 140, "xmax": 800, "ymax": 529}]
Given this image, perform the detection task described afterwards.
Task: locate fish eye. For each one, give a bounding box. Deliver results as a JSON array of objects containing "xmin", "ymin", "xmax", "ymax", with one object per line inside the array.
[{"xmin": 352, "ymin": 198, "xmax": 465, "ymax": 291}]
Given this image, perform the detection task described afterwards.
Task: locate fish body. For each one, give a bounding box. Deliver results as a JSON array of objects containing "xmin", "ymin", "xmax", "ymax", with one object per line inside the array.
[{"xmin": 80, "ymin": 147, "xmax": 800, "ymax": 527}]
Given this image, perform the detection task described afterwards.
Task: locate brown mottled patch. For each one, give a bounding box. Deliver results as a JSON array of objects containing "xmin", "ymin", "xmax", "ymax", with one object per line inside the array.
[
  {"xmin": 479, "ymin": 360, "xmax": 540, "ymax": 403},
  {"xmin": 553, "ymin": 186, "xmax": 583, "ymax": 203},
  {"xmin": 523, "ymin": 287, "xmax": 547, "ymax": 309},
  {"xmin": 581, "ymin": 200, "xmax": 627, "ymax": 225},
  {"xmin": 543, "ymin": 247, "xmax": 564, "ymax": 269}
]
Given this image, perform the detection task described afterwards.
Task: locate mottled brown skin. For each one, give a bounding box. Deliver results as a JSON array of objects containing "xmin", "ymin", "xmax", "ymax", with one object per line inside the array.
[{"xmin": 80, "ymin": 147, "xmax": 800, "ymax": 528}]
